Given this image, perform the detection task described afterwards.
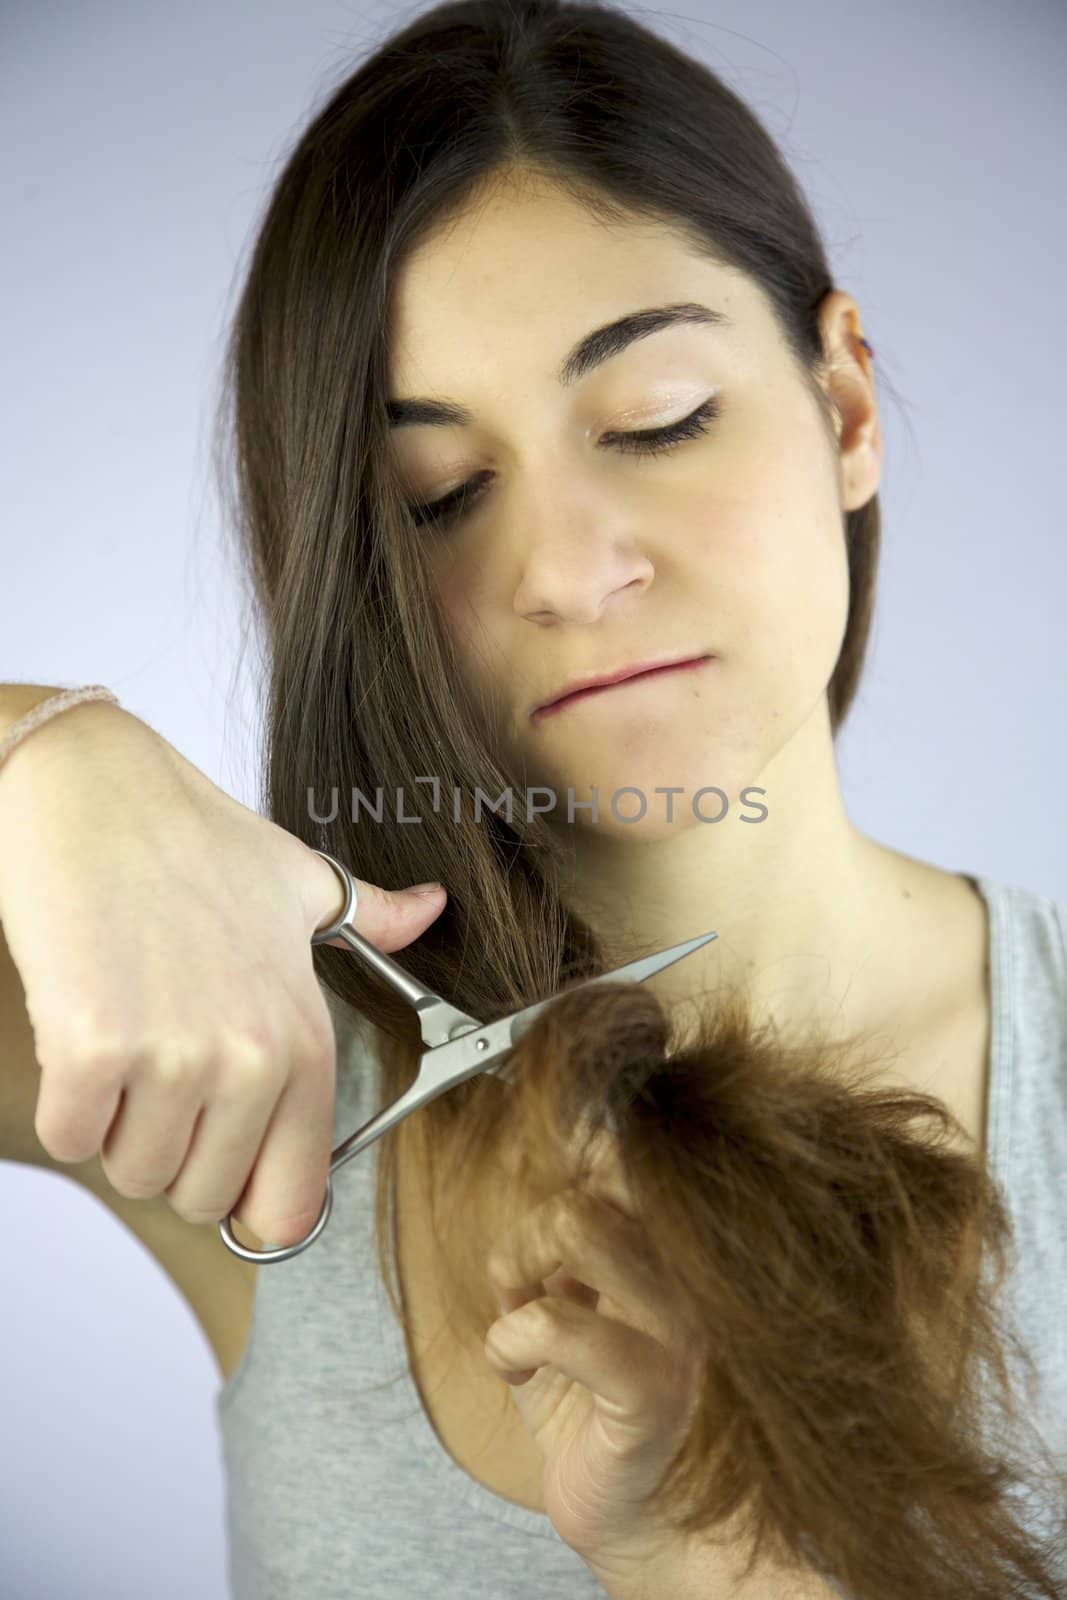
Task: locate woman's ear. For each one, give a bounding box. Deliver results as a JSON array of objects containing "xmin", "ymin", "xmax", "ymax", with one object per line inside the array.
[{"xmin": 816, "ymin": 288, "xmax": 883, "ymax": 513}]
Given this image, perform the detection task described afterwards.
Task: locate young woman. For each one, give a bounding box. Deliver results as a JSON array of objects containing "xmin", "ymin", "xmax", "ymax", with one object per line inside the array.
[{"xmin": 1, "ymin": 2, "xmax": 1064, "ymax": 1597}]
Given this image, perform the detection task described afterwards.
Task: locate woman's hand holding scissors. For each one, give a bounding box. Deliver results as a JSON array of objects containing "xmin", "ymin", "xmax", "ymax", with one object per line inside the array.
[{"xmin": 0, "ymin": 695, "xmax": 446, "ymax": 1247}]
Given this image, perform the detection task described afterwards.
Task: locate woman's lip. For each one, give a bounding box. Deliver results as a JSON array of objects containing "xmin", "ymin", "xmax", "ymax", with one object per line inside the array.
[{"xmin": 531, "ymin": 654, "xmax": 712, "ymax": 722}]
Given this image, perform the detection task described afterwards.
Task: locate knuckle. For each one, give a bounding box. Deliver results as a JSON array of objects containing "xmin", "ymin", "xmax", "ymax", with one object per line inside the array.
[
  {"xmin": 39, "ymin": 1018, "xmax": 129, "ymax": 1080},
  {"xmin": 299, "ymin": 1003, "xmax": 337, "ymax": 1056},
  {"xmin": 215, "ymin": 1027, "xmax": 279, "ymax": 1092},
  {"xmin": 289, "ymin": 1023, "xmax": 332, "ymax": 1077},
  {"xmin": 274, "ymin": 1199, "xmax": 325, "ymax": 1233},
  {"xmin": 102, "ymin": 1163, "xmax": 161, "ymax": 1200},
  {"xmin": 238, "ymin": 1202, "xmax": 322, "ymax": 1248},
  {"xmin": 171, "ymin": 1199, "xmax": 228, "ymax": 1226},
  {"xmin": 521, "ymin": 1296, "xmax": 556, "ymax": 1337},
  {"xmin": 145, "ymin": 1036, "xmax": 209, "ymax": 1089}
]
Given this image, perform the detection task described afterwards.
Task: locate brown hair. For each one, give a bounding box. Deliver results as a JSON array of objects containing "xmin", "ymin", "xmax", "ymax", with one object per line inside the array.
[{"xmin": 212, "ymin": 1, "xmax": 1067, "ymax": 1594}]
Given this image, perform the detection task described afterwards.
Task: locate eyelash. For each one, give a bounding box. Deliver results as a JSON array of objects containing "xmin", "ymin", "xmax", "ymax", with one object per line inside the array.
[{"xmin": 405, "ymin": 394, "xmax": 722, "ymax": 531}]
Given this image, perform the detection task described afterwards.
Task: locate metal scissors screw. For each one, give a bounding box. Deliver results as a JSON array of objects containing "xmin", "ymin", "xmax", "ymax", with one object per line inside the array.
[{"xmin": 218, "ymin": 849, "xmax": 717, "ymax": 1264}]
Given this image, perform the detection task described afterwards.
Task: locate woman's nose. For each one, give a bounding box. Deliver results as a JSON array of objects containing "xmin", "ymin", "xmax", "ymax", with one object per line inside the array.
[{"xmin": 512, "ymin": 523, "xmax": 655, "ymax": 623}]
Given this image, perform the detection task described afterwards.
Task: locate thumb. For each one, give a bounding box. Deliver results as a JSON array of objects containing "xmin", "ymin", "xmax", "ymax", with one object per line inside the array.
[{"xmin": 316, "ymin": 872, "xmax": 447, "ymax": 955}]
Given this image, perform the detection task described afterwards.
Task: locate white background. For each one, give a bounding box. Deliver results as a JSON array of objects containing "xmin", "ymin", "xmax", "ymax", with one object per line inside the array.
[{"xmin": 2, "ymin": 2, "xmax": 1065, "ymax": 1595}]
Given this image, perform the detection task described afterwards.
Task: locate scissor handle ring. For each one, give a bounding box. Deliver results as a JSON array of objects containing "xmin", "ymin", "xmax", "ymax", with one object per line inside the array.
[
  {"xmin": 218, "ymin": 1173, "xmax": 335, "ymax": 1263},
  {"xmin": 310, "ymin": 849, "xmax": 359, "ymax": 944}
]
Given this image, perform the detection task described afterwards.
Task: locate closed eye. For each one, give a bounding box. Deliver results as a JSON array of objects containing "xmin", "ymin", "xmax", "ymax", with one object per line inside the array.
[{"xmin": 404, "ymin": 394, "xmax": 722, "ymax": 531}]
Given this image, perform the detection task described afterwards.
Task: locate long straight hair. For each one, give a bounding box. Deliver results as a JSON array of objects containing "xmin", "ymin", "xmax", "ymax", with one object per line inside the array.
[{"xmin": 212, "ymin": 3, "xmax": 1066, "ymax": 1594}]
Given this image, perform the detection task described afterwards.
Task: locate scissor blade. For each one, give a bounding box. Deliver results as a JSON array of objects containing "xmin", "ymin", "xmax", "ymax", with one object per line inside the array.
[
  {"xmin": 595, "ymin": 929, "xmax": 719, "ymax": 989},
  {"xmin": 484, "ymin": 928, "xmax": 718, "ymax": 1069},
  {"xmin": 404, "ymin": 929, "xmax": 721, "ymax": 1092}
]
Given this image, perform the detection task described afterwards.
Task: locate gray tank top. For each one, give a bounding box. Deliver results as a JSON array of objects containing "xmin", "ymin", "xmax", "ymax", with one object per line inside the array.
[{"xmin": 216, "ymin": 876, "xmax": 1067, "ymax": 1597}]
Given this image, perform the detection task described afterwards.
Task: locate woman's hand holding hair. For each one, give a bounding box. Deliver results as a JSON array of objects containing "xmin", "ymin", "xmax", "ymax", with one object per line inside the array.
[
  {"xmin": 482, "ymin": 1122, "xmax": 707, "ymax": 1582},
  {"xmin": 482, "ymin": 1121, "xmax": 840, "ymax": 1596}
]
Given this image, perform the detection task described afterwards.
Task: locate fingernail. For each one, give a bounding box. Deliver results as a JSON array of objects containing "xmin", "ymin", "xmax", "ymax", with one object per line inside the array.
[{"xmin": 408, "ymin": 881, "xmax": 444, "ymax": 896}]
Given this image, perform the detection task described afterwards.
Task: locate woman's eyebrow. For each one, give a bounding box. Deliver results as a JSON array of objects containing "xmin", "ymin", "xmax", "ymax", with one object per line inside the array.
[{"xmin": 385, "ymin": 300, "xmax": 732, "ymax": 429}]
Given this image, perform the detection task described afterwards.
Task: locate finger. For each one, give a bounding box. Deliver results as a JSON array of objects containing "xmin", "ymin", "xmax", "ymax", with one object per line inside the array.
[
  {"xmin": 162, "ymin": 1088, "xmax": 279, "ymax": 1227},
  {"xmin": 487, "ymin": 1188, "xmax": 673, "ymax": 1344},
  {"xmin": 227, "ymin": 1048, "xmax": 335, "ymax": 1244},
  {"xmin": 305, "ymin": 849, "xmax": 447, "ymax": 954},
  {"xmin": 484, "ymin": 1295, "xmax": 680, "ymax": 1419},
  {"xmin": 98, "ymin": 1071, "xmax": 204, "ymax": 1196}
]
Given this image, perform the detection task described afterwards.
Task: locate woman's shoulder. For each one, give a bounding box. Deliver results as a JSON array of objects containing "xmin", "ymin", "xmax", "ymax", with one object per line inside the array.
[
  {"xmin": 970, "ymin": 874, "xmax": 1067, "ymax": 1124},
  {"xmin": 969, "ymin": 872, "xmax": 1067, "ymax": 981}
]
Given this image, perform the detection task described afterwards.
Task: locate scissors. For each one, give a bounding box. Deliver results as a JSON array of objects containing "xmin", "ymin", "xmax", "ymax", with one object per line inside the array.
[{"xmin": 219, "ymin": 849, "xmax": 718, "ymax": 1264}]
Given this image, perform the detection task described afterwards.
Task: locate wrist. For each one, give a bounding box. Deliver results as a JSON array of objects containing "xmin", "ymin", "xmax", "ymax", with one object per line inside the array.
[
  {"xmin": 587, "ymin": 1535, "xmax": 842, "ymax": 1600},
  {"xmin": 0, "ymin": 689, "xmax": 130, "ymax": 813},
  {"xmin": 585, "ymin": 1534, "xmax": 731, "ymax": 1600},
  {"xmin": 0, "ymin": 685, "xmax": 70, "ymax": 740}
]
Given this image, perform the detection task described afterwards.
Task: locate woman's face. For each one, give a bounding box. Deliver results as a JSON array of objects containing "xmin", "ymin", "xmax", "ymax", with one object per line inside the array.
[{"xmin": 386, "ymin": 173, "xmax": 880, "ymax": 842}]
